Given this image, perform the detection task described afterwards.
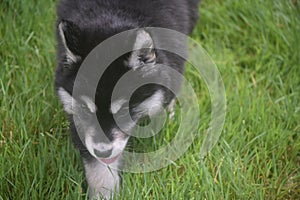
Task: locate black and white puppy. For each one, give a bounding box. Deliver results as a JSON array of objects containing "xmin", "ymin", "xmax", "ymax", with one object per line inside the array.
[{"xmin": 55, "ymin": 0, "xmax": 200, "ymax": 199}]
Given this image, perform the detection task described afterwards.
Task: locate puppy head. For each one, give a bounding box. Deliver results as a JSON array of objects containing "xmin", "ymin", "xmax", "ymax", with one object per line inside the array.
[
  {"xmin": 57, "ymin": 87, "xmax": 129, "ymax": 165},
  {"xmin": 57, "ymin": 21, "xmax": 169, "ymax": 164}
]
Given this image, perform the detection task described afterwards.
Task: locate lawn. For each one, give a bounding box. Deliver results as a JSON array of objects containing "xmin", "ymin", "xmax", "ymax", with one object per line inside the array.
[{"xmin": 0, "ymin": 0, "xmax": 299, "ymax": 199}]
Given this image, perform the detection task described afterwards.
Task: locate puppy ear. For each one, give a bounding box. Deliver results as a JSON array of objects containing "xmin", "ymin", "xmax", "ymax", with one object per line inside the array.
[
  {"xmin": 58, "ymin": 20, "xmax": 81, "ymax": 64},
  {"xmin": 127, "ymin": 29, "xmax": 156, "ymax": 70}
]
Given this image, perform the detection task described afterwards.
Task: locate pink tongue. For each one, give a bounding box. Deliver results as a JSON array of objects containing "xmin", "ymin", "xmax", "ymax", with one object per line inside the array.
[{"xmin": 100, "ymin": 154, "xmax": 120, "ymax": 164}]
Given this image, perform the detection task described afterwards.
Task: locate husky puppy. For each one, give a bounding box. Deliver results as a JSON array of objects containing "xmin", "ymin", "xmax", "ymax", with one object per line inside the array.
[{"xmin": 55, "ymin": 0, "xmax": 200, "ymax": 199}]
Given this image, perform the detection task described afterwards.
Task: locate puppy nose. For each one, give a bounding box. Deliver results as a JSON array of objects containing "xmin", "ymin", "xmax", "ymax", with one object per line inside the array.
[{"xmin": 94, "ymin": 148, "xmax": 112, "ymax": 158}]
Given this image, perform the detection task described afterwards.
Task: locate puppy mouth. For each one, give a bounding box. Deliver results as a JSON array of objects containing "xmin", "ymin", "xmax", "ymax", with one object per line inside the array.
[{"xmin": 99, "ymin": 153, "xmax": 121, "ymax": 165}]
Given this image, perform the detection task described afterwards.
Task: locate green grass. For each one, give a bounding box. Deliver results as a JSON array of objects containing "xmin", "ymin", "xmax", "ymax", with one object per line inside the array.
[{"xmin": 1, "ymin": 0, "xmax": 299, "ymax": 199}]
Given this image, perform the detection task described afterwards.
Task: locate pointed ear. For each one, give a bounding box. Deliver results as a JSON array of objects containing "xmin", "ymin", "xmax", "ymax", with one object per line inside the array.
[
  {"xmin": 58, "ymin": 20, "xmax": 81, "ymax": 64},
  {"xmin": 127, "ymin": 29, "xmax": 156, "ymax": 70}
]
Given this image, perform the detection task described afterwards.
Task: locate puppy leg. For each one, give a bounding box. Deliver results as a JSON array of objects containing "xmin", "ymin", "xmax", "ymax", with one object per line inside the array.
[{"xmin": 83, "ymin": 158, "xmax": 120, "ymax": 200}]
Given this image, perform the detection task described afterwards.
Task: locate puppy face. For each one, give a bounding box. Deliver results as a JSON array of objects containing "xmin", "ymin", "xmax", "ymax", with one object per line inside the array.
[{"xmin": 56, "ymin": 21, "xmax": 168, "ymax": 164}]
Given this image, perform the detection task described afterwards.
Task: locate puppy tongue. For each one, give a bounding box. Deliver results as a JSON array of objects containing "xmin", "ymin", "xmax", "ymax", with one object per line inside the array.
[{"xmin": 100, "ymin": 154, "xmax": 120, "ymax": 164}]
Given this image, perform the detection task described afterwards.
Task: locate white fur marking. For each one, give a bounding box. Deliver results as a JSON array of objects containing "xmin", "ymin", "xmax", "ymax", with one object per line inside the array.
[
  {"xmin": 111, "ymin": 129, "xmax": 129, "ymax": 156},
  {"xmin": 84, "ymin": 160, "xmax": 120, "ymax": 200},
  {"xmin": 110, "ymin": 99, "xmax": 126, "ymax": 114},
  {"xmin": 58, "ymin": 87, "xmax": 75, "ymax": 114},
  {"xmin": 85, "ymin": 134, "xmax": 97, "ymax": 158},
  {"xmin": 81, "ymin": 96, "xmax": 97, "ymax": 113},
  {"xmin": 133, "ymin": 30, "xmax": 153, "ymax": 50}
]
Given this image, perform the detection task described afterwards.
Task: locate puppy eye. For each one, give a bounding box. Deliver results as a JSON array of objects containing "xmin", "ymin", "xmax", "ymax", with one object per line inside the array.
[
  {"xmin": 81, "ymin": 103, "xmax": 87, "ymax": 109},
  {"xmin": 80, "ymin": 103, "xmax": 93, "ymax": 114}
]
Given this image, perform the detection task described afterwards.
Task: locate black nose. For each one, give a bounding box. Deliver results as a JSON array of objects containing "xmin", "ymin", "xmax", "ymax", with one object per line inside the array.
[{"xmin": 94, "ymin": 148, "xmax": 112, "ymax": 158}]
